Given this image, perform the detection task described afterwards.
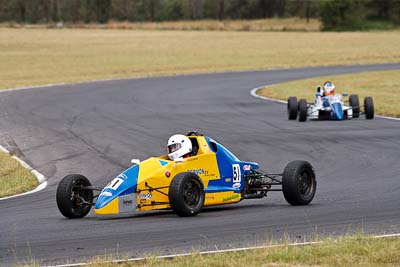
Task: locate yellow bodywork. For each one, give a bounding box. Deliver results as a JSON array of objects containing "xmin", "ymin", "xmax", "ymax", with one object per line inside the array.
[
  {"xmin": 95, "ymin": 197, "xmax": 119, "ymax": 215},
  {"xmin": 95, "ymin": 136, "xmax": 241, "ymax": 215}
]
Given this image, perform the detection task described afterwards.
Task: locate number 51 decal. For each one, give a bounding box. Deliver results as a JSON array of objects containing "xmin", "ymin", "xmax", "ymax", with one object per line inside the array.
[{"xmin": 232, "ymin": 164, "xmax": 241, "ymax": 183}]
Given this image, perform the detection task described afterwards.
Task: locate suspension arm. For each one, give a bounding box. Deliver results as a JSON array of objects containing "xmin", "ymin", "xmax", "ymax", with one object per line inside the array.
[{"xmin": 137, "ymin": 182, "xmax": 169, "ymax": 197}]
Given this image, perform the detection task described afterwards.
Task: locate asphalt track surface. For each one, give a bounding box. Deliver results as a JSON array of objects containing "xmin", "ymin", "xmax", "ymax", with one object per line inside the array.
[{"xmin": 1, "ymin": 64, "xmax": 400, "ymax": 266}]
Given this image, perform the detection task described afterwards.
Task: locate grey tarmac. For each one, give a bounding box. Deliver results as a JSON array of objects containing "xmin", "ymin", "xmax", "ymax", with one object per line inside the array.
[{"xmin": 0, "ymin": 64, "xmax": 400, "ymax": 266}]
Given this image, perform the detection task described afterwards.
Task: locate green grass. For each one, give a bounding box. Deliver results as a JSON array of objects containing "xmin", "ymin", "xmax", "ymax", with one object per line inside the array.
[
  {"xmin": 79, "ymin": 235, "xmax": 400, "ymax": 267},
  {"xmin": 258, "ymin": 70, "xmax": 400, "ymax": 118},
  {"xmin": 1, "ymin": 28, "xmax": 400, "ymax": 89},
  {"xmin": 0, "ymin": 151, "xmax": 38, "ymax": 198}
]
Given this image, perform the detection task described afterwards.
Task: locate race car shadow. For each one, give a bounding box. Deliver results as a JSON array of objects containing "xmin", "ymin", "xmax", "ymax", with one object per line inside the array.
[
  {"xmin": 93, "ymin": 202, "xmax": 297, "ymax": 221},
  {"xmin": 201, "ymin": 202, "xmax": 303, "ymax": 214},
  {"xmin": 202, "ymin": 203, "xmax": 269, "ymax": 213},
  {"xmin": 95, "ymin": 210, "xmax": 174, "ymax": 220}
]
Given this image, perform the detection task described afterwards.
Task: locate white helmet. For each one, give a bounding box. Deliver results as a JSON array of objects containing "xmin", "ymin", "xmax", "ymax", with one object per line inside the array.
[
  {"xmin": 167, "ymin": 134, "xmax": 192, "ymax": 160},
  {"xmin": 323, "ymin": 81, "xmax": 335, "ymax": 96}
]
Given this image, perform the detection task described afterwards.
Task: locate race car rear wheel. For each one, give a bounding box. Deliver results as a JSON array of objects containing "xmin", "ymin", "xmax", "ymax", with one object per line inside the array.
[
  {"xmin": 298, "ymin": 99, "xmax": 308, "ymax": 122},
  {"xmin": 169, "ymin": 172, "xmax": 205, "ymax": 217},
  {"xmin": 282, "ymin": 161, "xmax": 316, "ymax": 206},
  {"xmin": 349, "ymin": 94, "xmax": 360, "ymax": 118},
  {"xmin": 56, "ymin": 174, "xmax": 93, "ymax": 219},
  {"xmin": 364, "ymin": 96, "xmax": 374, "ymax": 119},
  {"xmin": 287, "ymin": 97, "xmax": 298, "ymax": 120}
]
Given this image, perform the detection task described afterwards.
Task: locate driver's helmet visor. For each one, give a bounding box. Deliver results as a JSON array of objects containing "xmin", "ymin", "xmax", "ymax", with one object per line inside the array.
[
  {"xmin": 168, "ymin": 143, "xmax": 182, "ymax": 154},
  {"xmin": 324, "ymin": 83, "xmax": 334, "ymax": 92}
]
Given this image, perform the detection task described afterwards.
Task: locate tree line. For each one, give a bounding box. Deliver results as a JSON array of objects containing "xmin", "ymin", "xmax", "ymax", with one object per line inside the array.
[{"xmin": 0, "ymin": 0, "xmax": 399, "ymax": 30}]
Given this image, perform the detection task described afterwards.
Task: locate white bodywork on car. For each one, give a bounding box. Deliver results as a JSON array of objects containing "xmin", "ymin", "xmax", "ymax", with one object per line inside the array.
[{"xmin": 308, "ymin": 94, "xmax": 353, "ymax": 119}]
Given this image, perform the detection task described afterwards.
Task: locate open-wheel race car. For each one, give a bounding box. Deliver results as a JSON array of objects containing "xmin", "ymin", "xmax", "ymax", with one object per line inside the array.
[
  {"xmin": 56, "ymin": 132, "xmax": 317, "ymax": 218},
  {"xmin": 287, "ymin": 83, "xmax": 374, "ymax": 122}
]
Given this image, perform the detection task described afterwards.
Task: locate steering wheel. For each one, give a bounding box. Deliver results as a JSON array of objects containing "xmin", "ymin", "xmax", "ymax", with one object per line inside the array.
[{"xmin": 186, "ymin": 131, "xmax": 203, "ymax": 136}]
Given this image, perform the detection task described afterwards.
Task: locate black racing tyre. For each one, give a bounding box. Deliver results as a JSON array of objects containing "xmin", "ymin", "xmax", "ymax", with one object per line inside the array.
[
  {"xmin": 56, "ymin": 174, "xmax": 93, "ymax": 219},
  {"xmin": 169, "ymin": 172, "xmax": 205, "ymax": 217},
  {"xmin": 287, "ymin": 97, "xmax": 298, "ymax": 120},
  {"xmin": 364, "ymin": 96, "xmax": 374, "ymax": 119},
  {"xmin": 298, "ymin": 99, "xmax": 308, "ymax": 122},
  {"xmin": 282, "ymin": 161, "xmax": 316, "ymax": 206},
  {"xmin": 349, "ymin": 94, "xmax": 360, "ymax": 118}
]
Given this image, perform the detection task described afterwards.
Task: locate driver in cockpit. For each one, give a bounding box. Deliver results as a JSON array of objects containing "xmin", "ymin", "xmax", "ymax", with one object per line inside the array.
[{"xmin": 167, "ymin": 134, "xmax": 193, "ymax": 160}]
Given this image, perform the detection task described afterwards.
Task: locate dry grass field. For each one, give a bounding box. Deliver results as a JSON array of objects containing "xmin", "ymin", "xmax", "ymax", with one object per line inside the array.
[
  {"xmin": 1, "ymin": 28, "xmax": 400, "ymax": 89},
  {"xmin": 258, "ymin": 70, "xmax": 400, "ymax": 117},
  {"xmin": 0, "ymin": 151, "xmax": 37, "ymax": 197},
  {"xmin": 81, "ymin": 235, "xmax": 400, "ymax": 267}
]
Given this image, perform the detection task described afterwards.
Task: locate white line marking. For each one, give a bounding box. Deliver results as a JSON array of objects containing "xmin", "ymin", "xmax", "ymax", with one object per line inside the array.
[
  {"xmin": 0, "ymin": 145, "xmax": 9, "ymax": 153},
  {"xmin": 0, "ymin": 68, "xmax": 281, "ymax": 93},
  {"xmin": 41, "ymin": 242, "xmax": 323, "ymax": 267},
  {"xmin": 0, "ymin": 145, "xmax": 47, "ymax": 201},
  {"xmin": 2, "ymin": 67, "xmax": 400, "ymax": 122},
  {"xmin": 374, "ymin": 233, "xmax": 400, "ymax": 238},
  {"xmin": 250, "ymin": 85, "xmax": 286, "ymax": 104},
  {"xmin": 250, "ymin": 86, "xmax": 400, "ymax": 121},
  {"xmin": 375, "ymin": 115, "xmax": 400, "ymax": 121},
  {"xmin": 0, "ymin": 82, "xmax": 67, "ymax": 93},
  {"xmin": 42, "ymin": 233, "xmax": 400, "ymax": 267}
]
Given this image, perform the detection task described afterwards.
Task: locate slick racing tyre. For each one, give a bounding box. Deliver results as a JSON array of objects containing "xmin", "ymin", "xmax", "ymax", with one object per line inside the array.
[
  {"xmin": 364, "ymin": 96, "xmax": 374, "ymax": 119},
  {"xmin": 169, "ymin": 172, "xmax": 205, "ymax": 217},
  {"xmin": 56, "ymin": 174, "xmax": 93, "ymax": 219},
  {"xmin": 287, "ymin": 96, "xmax": 298, "ymax": 120},
  {"xmin": 298, "ymin": 99, "xmax": 308, "ymax": 122},
  {"xmin": 282, "ymin": 161, "xmax": 316, "ymax": 206},
  {"xmin": 349, "ymin": 94, "xmax": 360, "ymax": 118}
]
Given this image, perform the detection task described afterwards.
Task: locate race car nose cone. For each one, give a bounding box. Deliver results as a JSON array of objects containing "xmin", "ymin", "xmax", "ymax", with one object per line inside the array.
[{"xmin": 332, "ymin": 103, "xmax": 344, "ymax": 120}]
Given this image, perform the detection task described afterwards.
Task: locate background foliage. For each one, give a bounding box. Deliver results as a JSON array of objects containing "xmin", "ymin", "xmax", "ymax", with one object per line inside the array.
[{"xmin": 0, "ymin": 0, "xmax": 399, "ymax": 30}]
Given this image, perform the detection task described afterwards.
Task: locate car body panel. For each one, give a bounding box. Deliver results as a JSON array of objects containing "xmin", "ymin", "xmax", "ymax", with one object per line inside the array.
[
  {"xmin": 94, "ymin": 136, "xmax": 259, "ymax": 215},
  {"xmin": 308, "ymin": 94, "xmax": 353, "ymax": 120}
]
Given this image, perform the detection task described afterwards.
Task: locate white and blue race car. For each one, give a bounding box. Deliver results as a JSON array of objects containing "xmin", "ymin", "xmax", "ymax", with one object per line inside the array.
[{"xmin": 287, "ymin": 86, "xmax": 374, "ymax": 122}]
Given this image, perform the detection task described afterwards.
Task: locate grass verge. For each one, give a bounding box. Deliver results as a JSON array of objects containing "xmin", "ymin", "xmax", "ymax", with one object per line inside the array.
[
  {"xmin": 82, "ymin": 235, "xmax": 400, "ymax": 267},
  {"xmin": 258, "ymin": 70, "xmax": 400, "ymax": 118},
  {"xmin": 0, "ymin": 151, "xmax": 38, "ymax": 198},
  {"xmin": 1, "ymin": 29, "xmax": 400, "ymax": 89}
]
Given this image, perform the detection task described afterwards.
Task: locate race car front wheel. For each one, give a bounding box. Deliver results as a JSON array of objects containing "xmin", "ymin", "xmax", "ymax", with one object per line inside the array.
[
  {"xmin": 169, "ymin": 172, "xmax": 205, "ymax": 217},
  {"xmin": 56, "ymin": 174, "xmax": 93, "ymax": 219},
  {"xmin": 349, "ymin": 94, "xmax": 360, "ymax": 118},
  {"xmin": 298, "ymin": 99, "xmax": 308, "ymax": 122},
  {"xmin": 282, "ymin": 161, "xmax": 316, "ymax": 206},
  {"xmin": 287, "ymin": 96, "xmax": 298, "ymax": 120},
  {"xmin": 364, "ymin": 96, "xmax": 374, "ymax": 119}
]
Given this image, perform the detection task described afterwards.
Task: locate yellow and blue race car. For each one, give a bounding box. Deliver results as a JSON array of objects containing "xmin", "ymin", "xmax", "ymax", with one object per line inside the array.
[{"xmin": 56, "ymin": 132, "xmax": 317, "ymax": 218}]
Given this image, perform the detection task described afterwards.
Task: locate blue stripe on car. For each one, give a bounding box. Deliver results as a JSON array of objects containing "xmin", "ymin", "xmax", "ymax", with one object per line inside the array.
[{"xmin": 95, "ymin": 165, "xmax": 139, "ymax": 209}]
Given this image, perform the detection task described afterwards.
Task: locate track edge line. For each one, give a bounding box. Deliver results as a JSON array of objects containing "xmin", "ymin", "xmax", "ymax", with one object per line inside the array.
[{"xmin": 42, "ymin": 233, "xmax": 400, "ymax": 267}]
